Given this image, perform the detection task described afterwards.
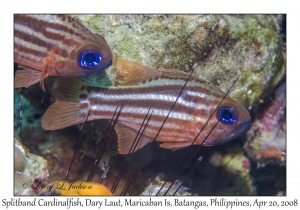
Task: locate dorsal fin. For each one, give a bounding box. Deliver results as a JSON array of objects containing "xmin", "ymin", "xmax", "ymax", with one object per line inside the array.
[
  {"xmin": 157, "ymin": 68, "xmax": 193, "ymax": 78},
  {"xmin": 114, "ymin": 122, "xmax": 152, "ymax": 154},
  {"xmin": 113, "ymin": 59, "xmax": 161, "ymax": 86}
]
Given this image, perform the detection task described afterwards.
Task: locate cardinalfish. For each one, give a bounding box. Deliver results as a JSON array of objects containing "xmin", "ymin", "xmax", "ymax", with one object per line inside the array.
[
  {"xmin": 41, "ymin": 59, "xmax": 252, "ymax": 154},
  {"xmin": 14, "ymin": 14, "xmax": 113, "ymax": 91}
]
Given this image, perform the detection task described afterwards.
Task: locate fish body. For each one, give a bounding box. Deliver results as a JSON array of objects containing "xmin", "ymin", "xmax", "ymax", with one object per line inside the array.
[
  {"xmin": 42, "ymin": 60, "xmax": 252, "ymax": 154},
  {"xmin": 14, "ymin": 14, "xmax": 113, "ymax": 90}
]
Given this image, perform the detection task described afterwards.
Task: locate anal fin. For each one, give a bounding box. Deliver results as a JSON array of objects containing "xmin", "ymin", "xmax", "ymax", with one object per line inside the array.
[
  {"xmin": 114, "ymin": 122, "xmax": 152, "ymax": 154},
  {"xmin": 14, "ymin": 69, "xmax": 48, "ymax": 89},
  {"xmin": 159, "ymin": 142, "xmax": 192, "ymax": 150}
]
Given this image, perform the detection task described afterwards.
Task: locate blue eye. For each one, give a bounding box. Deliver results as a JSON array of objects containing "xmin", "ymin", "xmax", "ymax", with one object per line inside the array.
[
  {"xmin": 218, "ymin": 106, "xmax": 238, "ymax": 124},
  {"xmin": 78, "ymin": 50, "xmax": 102, "ymax": 69}
]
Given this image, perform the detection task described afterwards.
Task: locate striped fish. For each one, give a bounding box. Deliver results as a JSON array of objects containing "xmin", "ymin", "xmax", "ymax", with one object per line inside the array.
[
  {"xmin": 41, "ymin": 59, "xmax": 252, "ymax": 154},
  {"xmin": 14, "ymin": 14, "xmax": 112, "ymax": 91}
]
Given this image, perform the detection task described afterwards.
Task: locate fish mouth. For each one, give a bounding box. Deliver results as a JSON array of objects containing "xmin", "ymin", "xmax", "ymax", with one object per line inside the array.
[
  {"xmin": 219, "ymin": 120, "xmax": 252, "ymax": 144},
  {"xmin": 230, "ymin": 120, "xmax": 252, "ymax": 138},
  {"xmin": 203, "ymin": 120, "xmax": 252, "ymax": 146}
]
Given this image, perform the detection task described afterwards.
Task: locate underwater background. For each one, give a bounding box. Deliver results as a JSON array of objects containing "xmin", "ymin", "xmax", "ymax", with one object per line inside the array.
[{"xmin": 14, "ymin": 14, "xmax": 286, "ymax": 195}]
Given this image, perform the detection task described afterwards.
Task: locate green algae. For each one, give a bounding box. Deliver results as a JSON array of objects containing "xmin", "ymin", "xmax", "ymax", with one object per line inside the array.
[
  {"xmin": 83, "ymin": 15, "xmax": 283, "ymax": 108},
  {"xmin": 102, "ymin": 15, "xmax": 285, "ymax": 106},
  {"xmin": 75, "ymin": 15, "xmax": 284, "ymax": 108}
]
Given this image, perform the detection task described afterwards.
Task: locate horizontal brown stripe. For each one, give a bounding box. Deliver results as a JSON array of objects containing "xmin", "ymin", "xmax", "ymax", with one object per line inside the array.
[
  {"xmin": 15, "ymin": 43, "xmax": 48, "ymax": 59},
  {"xmin": 15, "ymin": 29, "xmax": 55, "ymax": 50},
  {"xmin": 15, "ymin": 53, "xmax": 40, "ymax": 65},
  {"xmin": 15, "ymin": 15, "xmax": 89, "ymax": 41},
  {"xmin": 92, "ymin": 84, "xmax": 215, "ymax": 100},
  {"xmin": 89, "ymin": 99, "xmax": 211, "ymax": 119}
]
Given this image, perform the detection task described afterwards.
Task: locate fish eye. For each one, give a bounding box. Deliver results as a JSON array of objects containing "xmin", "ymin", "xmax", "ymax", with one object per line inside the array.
[
  {"xmin": 218, "ymin": 106, "xmax": 238, "ymax": 124},
  {"xmin": 78, "ymin": 50, "xmax": 102, "ymax": 69}
]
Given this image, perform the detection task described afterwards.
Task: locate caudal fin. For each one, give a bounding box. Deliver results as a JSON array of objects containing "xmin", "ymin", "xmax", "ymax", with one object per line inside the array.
[{"xmin": 41, "ymin": 101, "xmax": 86, "ymax": 130}]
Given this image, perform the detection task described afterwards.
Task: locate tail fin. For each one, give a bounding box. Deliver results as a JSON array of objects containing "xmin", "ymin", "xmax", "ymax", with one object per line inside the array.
[{"xmin": 41, "ymin": 101, "xmax": 86, "ymax": 130}]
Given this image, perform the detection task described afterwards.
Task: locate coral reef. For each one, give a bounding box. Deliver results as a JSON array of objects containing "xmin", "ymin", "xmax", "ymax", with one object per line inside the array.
[
  {"xmin": 207, "ymin": 145, "xmax": 254, "ymax": 195},
  {"xmin": 75, "ymin": 14, "xmax": 285, "ymax": 108},
  {"xmin": 141, "ymin": 175, "xmax": 191, "ymax": 196},
  {"xmin": 244, "ymin": 83, "xmax": 286, "ymax": 166},
  {"xmin": 14, "ymin": 14, "xmax": 286, "ymax": 196},
  {"xmin": 14, "ymin": 138, "xmax": 48, "ymax": 195}
]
